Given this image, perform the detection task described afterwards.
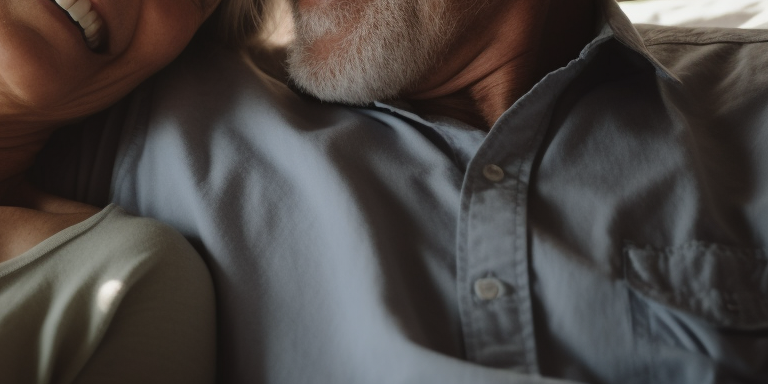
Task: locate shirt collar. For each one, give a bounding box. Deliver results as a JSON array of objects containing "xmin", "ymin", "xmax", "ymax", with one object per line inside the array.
[
  {"xmin": 599, "ymin": 0, "xmax": 682, "ymax": 84},
  {"xmin": 374, "ymin": 0, "xmax": 682, "ymax": 117}
]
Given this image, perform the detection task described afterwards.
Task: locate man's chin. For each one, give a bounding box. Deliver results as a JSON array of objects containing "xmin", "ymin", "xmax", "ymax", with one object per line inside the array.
[
  {"xmin": 286, "ymin": 40, "xmax": 411, "ymax": 105},
  {"xmin": 286, "ymin": 60, "xmax": 400, "ymax": 106},
  {"xmin": 286, "ymin": 0, "xmax": 452, "ymax": 105}
]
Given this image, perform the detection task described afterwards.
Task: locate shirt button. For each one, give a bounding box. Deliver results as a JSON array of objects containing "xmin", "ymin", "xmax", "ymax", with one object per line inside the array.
[
  {"xmin": 474, "ymin": 278, "xmax": 504, "ymax": 301},
  {"xmin": 482, "ymin": 164, "xmax": 505, "ymax": 182}
]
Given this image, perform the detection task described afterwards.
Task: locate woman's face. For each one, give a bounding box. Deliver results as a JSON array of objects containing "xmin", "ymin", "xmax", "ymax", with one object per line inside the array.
[{"xmin": 0, "ymin": 0, "xmax": 220, "ymax": 122}]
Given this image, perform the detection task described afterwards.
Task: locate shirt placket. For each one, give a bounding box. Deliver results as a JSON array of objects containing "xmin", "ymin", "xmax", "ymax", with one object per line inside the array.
[{"xmin": 456, "ymin": 58, "xmax": 593, "ymax": 373}]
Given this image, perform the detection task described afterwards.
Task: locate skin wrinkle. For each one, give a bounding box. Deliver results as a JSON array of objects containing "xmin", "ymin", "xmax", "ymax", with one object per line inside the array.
[
  {"xmin": 0, "ymin": 0, "xmax": 217, "ymax": 143},
  {"xmin": 288, "ymin": 0, "xmax": 597, "ymax": 130},
  {"xmin": 402, "ymin": 0, "xmax": 552, "ymax": 129}
]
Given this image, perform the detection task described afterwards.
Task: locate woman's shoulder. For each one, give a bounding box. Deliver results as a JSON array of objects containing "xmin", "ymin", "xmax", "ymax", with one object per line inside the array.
[
  {"xmin": 90, "ymin": 205, "xmax": 199, "ymax": 263},
  {"xmin": 73, "ymin": 205, "xmax": 211, "ymax": 293},
  {"xmin": 0, "ymin": 204, "xmax": 216, "ymax": 384},
  {"xmin": 1, "ymin": 203, "xmax": 209, "ymax": 296}
]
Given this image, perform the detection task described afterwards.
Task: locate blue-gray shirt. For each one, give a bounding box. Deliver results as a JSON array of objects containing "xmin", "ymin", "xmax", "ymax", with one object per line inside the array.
[{"xmin": 34, "ymin": 1, "xmax": 768, "ymax": 383}]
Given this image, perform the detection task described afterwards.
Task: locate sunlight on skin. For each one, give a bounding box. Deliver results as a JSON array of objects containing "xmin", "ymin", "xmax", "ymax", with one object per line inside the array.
[
  {"xmin": 0, "ymin": 0, "xmax": 225, "ymax": 258},
  {"xmin": 0, "ymin": 0, "xmax": 221, "ymax": 201},
  {"xmin": 0, "ymin": 0, "xmax": 220, "ymax": 124}
]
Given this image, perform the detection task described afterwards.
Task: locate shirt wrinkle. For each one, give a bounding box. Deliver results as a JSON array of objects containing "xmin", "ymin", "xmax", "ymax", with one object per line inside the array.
[{"xmin": 93, "ymin": 0, "xmax": 768, "ymax": 383}]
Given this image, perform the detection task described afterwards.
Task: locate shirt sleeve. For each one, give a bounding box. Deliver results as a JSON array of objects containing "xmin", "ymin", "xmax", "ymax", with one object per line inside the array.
[{"xmin": 71, "ymin": 231, "xmax": 216, "ymax": 384}]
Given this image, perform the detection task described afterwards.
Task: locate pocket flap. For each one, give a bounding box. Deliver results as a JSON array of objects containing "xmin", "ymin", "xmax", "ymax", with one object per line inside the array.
[{"xmin": 624, "ymin": 242, "xmax": 768, "ymax": 329}]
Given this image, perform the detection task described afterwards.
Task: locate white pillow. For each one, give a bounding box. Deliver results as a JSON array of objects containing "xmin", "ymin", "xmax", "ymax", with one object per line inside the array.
[{"xmin": 619, "ymin": 0, "xmax": 768, "ymax": 28}]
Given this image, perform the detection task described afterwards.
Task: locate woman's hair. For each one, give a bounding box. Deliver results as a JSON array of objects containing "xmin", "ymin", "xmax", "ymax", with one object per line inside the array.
[{"xmin": 208, "ymin": 0, "xmax": 279, "ymax": 47}]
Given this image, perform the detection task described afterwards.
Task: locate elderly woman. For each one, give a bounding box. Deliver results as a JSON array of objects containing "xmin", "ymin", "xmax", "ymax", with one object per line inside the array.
[{"xmin": 0, "ymin": 0, "xmax": 265, "ymax": 382}]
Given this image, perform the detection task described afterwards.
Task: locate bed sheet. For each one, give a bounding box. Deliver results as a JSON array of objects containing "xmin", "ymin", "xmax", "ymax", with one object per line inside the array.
[{"xmin": 620, "ymin": 0, "xmax": 768, "ymax": 28}]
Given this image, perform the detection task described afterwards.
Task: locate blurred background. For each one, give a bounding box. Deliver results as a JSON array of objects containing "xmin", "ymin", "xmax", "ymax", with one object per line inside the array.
[{"xmin": 619, "ymin": 0, "xmax": 768, "ymax": 28}]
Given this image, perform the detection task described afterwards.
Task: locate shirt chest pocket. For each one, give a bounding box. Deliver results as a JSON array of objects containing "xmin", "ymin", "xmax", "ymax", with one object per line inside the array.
[
  {"xmin": 624, "ymin": 242, "xmax": 768, "ymax": 330},
  {"xmin": 623, "ymin": 242, "xmax": 768, "ymax": 383}
]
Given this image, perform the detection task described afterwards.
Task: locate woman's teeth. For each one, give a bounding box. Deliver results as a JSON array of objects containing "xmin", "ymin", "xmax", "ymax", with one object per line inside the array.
[{"xmin": 54, "ymin": 0, "xmax": 104, "ymax": 50}]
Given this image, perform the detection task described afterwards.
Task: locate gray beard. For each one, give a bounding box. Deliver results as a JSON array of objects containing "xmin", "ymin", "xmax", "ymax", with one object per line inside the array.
[{"xmin": 286, "ymin": 0, "xmax": 454, "ymax": 105}]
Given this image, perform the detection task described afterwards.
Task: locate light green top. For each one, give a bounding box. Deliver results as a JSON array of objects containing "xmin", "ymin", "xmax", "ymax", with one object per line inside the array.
[{"xmin": 0, "ymin": 205, "xmax": 215, "ymax": 384}]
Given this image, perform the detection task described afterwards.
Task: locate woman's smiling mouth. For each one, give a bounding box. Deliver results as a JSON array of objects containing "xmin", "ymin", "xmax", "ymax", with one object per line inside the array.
[{"xmin": 52, "ymin": 0, "xmax": 107, "ymax": 51}]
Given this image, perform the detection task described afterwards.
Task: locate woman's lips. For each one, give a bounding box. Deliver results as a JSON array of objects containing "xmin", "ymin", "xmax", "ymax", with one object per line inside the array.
[{"xmin": 52, "ymin": 0, "xmax": 107, "ymax": 51}]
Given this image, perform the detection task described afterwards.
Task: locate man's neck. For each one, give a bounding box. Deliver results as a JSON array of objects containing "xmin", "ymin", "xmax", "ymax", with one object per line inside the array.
[{"xmin": 404, "ymin": 0, "xmax": 597, "ymax": 130}]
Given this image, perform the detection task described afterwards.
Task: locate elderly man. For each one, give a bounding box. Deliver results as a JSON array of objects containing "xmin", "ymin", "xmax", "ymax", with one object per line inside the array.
[{"xmin": 34, "ymin": 0, "xmax": 768, "ymax": 383}]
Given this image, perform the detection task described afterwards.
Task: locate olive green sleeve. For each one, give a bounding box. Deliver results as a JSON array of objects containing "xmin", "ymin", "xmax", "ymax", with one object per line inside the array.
[{"xmin": 70, "ymin": 223, "xmax": 217, "ymax": 384}]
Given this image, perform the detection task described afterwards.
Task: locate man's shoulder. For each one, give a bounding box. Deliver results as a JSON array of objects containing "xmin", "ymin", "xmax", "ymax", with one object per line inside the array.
[{"xmin": 632, "ymin": 25, "xmax": 768, "ymax": 120}]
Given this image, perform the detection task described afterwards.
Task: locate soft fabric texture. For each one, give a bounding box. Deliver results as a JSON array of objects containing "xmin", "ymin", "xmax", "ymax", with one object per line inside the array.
[
  {"xmin": 0, "ymin": 205, "xmax": 216, "ymax": 384},
  {"xmin": 33, "ymin": 0, "xmax": 768, "ymax": 383}
]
